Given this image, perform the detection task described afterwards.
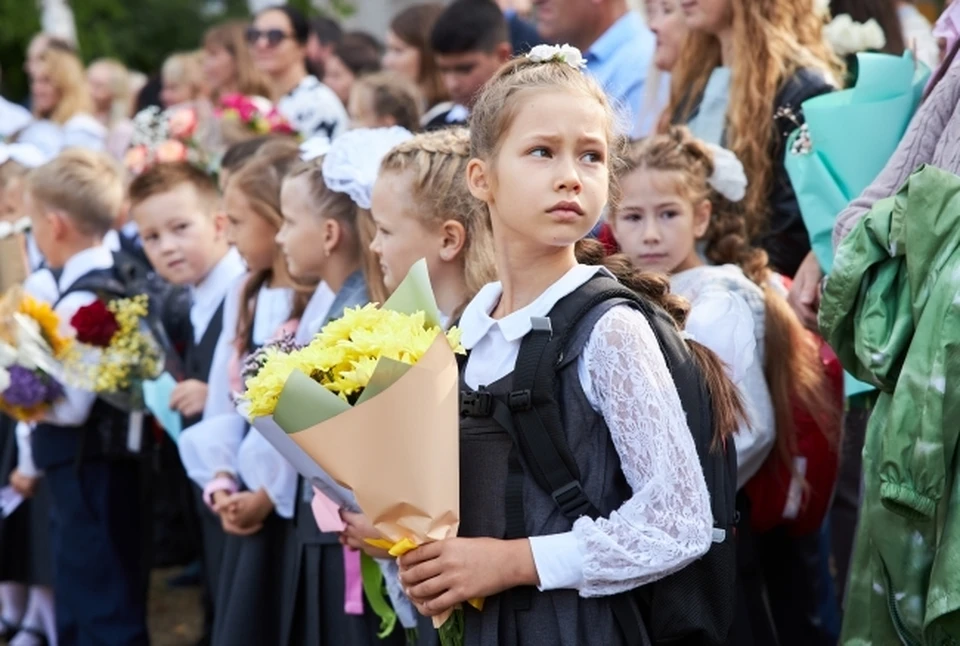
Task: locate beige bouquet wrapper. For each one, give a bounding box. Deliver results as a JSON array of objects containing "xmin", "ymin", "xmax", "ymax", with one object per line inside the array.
[{"xmin": 282, "ymin": 334, "xmax": 460, "ymax": 545}]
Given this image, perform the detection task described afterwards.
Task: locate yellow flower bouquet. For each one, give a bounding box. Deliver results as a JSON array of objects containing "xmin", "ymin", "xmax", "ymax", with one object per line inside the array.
[
  {"xmin": 0, "ymin": 287, "xmax": 72, "ymax": 421},
  {"xmin": 240, "ymin": 260, "xmax": 478, "ymax": 645}
]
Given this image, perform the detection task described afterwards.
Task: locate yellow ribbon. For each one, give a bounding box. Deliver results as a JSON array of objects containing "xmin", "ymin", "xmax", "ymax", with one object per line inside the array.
[{"xmin": 365, "ymin": 538, "xmax": 485, "ymax": 611}]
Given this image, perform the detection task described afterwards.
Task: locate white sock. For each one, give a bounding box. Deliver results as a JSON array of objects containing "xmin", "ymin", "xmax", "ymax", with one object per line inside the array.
[
  {"xmin": 0, "ymin": 582, "xmax": 27, "ymax": 626},
  {"xmin": 11, "ymin": 586, "xmax": 55, "ymax": 646}
]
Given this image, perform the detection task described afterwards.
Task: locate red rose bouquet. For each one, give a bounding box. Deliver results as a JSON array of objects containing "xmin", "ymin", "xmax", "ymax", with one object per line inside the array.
[{"xmin": 64, "ymin": 294, "xmax": 164, "ymax": 411}]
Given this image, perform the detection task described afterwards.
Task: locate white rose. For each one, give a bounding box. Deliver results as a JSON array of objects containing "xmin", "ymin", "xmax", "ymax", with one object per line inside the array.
[
  {"xmin": 0, "ymin": 366, "xmax": 9, "ymax": 393},
  {"xmin": 250, "ymin": 96, "xmax": 274, "ymax": 115},
  {"xmin": 526, "ymin": 44, "xmax": 586, "ymax": 69},
  {"xmin": 859, "ymin": 19, "xmax": 887, "ymax": 52},
  {"xmin": 824, "ymin": 14, "xmax": 858, "ymax": 56}
]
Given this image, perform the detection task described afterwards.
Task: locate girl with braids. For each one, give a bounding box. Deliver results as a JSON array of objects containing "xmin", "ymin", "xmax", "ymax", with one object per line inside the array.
[
  {"xmin": 365, "ymin": 127, "xmax": 496, "ymax": 324},
  {"xmin": 275, "ymin": 127, "xmax": 409, "ymax": 646},
  {"xmin": 610, "ymin": 127, "xmax": 842, "ymax": 646},
  {"xmin": 396, "ymin": 48, "xmax": 744, "ymax": 646},
  {"xmin": 178, "ymin": 141, "xmax": 311, "ymax": 646},
  {"xmin": 665, "ymin": 0, "xmax": 840, "ymax": 278}
]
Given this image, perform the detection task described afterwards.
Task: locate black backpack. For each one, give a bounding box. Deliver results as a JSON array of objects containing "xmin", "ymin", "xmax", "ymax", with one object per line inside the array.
[{"xmin": 459, "ymin": 275, "xmax": 738, "ymax": 646}]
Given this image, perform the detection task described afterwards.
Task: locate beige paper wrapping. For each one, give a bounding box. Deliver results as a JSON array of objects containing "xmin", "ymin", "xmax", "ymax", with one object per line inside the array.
[{"xmin": 288, "ymin": 334, "xmax": 460, "ymax": 545}]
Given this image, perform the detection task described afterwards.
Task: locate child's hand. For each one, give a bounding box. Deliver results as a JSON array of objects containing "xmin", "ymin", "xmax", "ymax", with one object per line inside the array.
[
  {"xmin": 217, "ymin": 490, "xmax": 274, "ymax": 534},
  {"xmin": 9, "ymin": 469, "xmax": 37, "ymax": 498},
  {"xmin": 339, "ymin": 510, "xmax": 391, "ymax": 559},
  {"xmin": 398, "ymin": 538, "xmax": 539, "ymax": 617},
  {"xmin": 170, "ymin": 379, "xmax": 209, "ymax": 418}
]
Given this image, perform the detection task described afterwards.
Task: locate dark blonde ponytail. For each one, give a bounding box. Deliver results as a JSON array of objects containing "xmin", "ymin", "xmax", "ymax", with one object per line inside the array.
[{"xmin": 575, "ymin": 239, "xmax": 745, "ymax": 446}]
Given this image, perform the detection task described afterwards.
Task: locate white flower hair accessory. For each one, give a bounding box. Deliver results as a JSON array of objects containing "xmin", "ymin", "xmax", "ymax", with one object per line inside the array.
[
  {"xmin": 321, "ymin": 127, "xmax": 415, "ymax": 210},
  {"xmin": 705, "ymin": 144, "xmax": 748, "ymax": 203},
  {"xmin": 299, "ymin": 134, "xmax": 332, "ymax": 162},
  {"xmin": 526, "ymin": 44, "xmax": 587, "ymax": 70},
  {"xmin": 0, "ymin": 143, "xmax": 48, "ymax": 169}
]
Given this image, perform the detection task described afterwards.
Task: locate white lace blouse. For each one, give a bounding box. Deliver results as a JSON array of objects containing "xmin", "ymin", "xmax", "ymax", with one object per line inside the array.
[{"xmin": 459, "ymin": 265, "xmax": 713, "ymax": 597}]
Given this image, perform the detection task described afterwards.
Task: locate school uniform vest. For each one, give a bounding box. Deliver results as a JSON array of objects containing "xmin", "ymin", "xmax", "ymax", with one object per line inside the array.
[
  {"xmin": 32, "ymin": 267, "xmax": 137, "ymax": 471},
  {"xmin": 180, "ymin": 300, "xmax": 226, "ymax": 430},
  {"xmin": 458, "ymin": 303, "xmax": 638, "ymax": 646}
]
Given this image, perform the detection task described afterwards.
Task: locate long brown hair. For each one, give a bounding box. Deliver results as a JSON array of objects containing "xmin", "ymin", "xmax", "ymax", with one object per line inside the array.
[
  {"xmin": 229, "ymin": 141, "xmax": 313, "ymax": 353},
  {"xmin": 471, "ymin": 57, "xmax": 745, "ymax": 444},
  {"xmin": 663, "ymin": 0, "xmax": 838, "ymax": 239},
  {"xmin": 379, "ymin": 127, "xmax": 495, "ymax": 319},
  {"xmin": 619, "ymin": 127, "xmax": 840, "ymax": 472},
  {"xmin": 204, "ymin": 20, "xmax": 273, "ymax": 100},
  {"xmin": 389, "ymin": 3, "xmax": 450, "ymax": 108},
  {"xmin": 34, "ymin": 49, "xmax": 93, "ymax": 124}
]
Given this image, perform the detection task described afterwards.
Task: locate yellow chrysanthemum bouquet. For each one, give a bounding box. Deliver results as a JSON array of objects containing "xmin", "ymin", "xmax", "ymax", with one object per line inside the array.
[
  {"xmin": 0, "ymin": 287, "xmax": 73, "ymax": 421},
  {"xmin": 240, "ymin": 260, "xmax": 478, "ymax": 645}
]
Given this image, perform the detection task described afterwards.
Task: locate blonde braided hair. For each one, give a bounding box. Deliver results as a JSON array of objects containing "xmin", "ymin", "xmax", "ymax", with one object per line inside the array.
[{"xmin": 379, "ymin": 127, "xmax": 496, "ymax": 313}]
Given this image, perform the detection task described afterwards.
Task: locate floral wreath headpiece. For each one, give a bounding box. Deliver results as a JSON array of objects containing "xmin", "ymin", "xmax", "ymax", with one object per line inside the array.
[{"xmin": 526, "ymin": 44, "xmax": 587, "ymax": 70}]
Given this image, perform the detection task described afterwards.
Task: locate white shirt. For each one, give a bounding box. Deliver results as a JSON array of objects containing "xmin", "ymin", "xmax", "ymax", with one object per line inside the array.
[
  {"xmin": 278, "ymin": 75, "xmax": 349, "ymax": 141},
  {"xmin": 459, "ymin": 265, "xmax": 713, "ymax": 596},
  {"xmin": 671, "ymin": 265, "xmax": 776, "ymax": 489},
  {"xmin": 296, "ymin": 282, "xmax": 335, "ymax": 345},
  {"xmin": 0, "ymin": 97, "xmax": 33, "ymax": 139},
  {"xmin": 189, "ymin": 248, "xmax": 245, "ymax": 344},
  {"xmin": 179, "ymin": 274, "xmax": 297, "ymax": 515},
  {"xmin": 29, "ymin": 245, "xmax": 115, "ymax": 427}
]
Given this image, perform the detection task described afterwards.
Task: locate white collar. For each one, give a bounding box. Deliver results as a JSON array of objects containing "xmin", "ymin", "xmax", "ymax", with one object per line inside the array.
[
  {"xmin": 191, "ymin": 247, "xmax": 246, "ymax": 305},
  {"xmin": 446, "ymin": 104, "xmax": 469, "ymax": 123},
  {"xmin": 297, "ymin": 282, "xmax": 336, "ymax": 344},
  {"xmin": 104, "ymin": 229, "xmax": 121, "ymax": 252},
  {"xmin": 460, "ymin": 265, "xmax": 609, "ymax": 349},
  {"xmin": 58, "ymin": 244, "xmax": 114, "ymax": 295}
]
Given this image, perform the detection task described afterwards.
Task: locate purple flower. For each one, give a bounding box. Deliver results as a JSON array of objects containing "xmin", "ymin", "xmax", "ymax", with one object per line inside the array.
[{"xmin": 3, "ymin": 366, "xmax": 49, "ymax": 408}]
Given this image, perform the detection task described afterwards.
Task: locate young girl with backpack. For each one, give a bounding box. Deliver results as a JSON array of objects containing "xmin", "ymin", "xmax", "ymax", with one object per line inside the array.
[
  {"xmin": 396, "ymin": 47, "xmax": 745, "ymax": 646},
  {"xmin": 608, "ymin": 127, "xmax": 841, "ymax": 645}
]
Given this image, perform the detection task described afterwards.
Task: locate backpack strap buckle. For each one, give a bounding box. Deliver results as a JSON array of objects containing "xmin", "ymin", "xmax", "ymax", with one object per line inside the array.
[
  {"xmin": 551, "ymin": 480, "xmax": 593, "ymax": 518},
  {"xmin": 507, "ymin": 389, "xmax": 532, "ymax": 411},
  {"xmin": 460, "ymin": 389, "xmax": 493, "ymax": 417}
]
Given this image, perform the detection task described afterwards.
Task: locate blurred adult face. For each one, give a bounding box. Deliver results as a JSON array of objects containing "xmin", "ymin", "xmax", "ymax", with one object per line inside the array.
[
  {"xmin": 436, "ymin": 47, "xmax": 510, "ymax": 108},
  {"xmin": 31, "ymin": 70, "xmax": 59, "ymax": 116},
  {"xmin": 382, "ymin": 30, "xmax": 421, "ymax": 85},
  {"xmin": 249, "ymin": 9, "xmax": 306, "ymax": 78},
  {"xmin": 323, "ymin": 55, "xmax": 355, "ymax": 105},
  {"xmin": 87, "ymin": 63, "xmax": 114, "ymax": 112},
  {"xmin": 680, "ymin": 0, "xmax": 732, "ymax": 35},
  {"xmin": 532, "ymin": 0, "xmax": 595, "ymax": 46},
  {"xmin": 648, "ymin": 0, "xmax": 688, "ymax": 71},
  {"xmin": 25, "ymin": 34, "xmax": 50, "ymax": 77},
  {"xmin": 203, "ymin": 45, "xmax": 237, "ymax": 96}
]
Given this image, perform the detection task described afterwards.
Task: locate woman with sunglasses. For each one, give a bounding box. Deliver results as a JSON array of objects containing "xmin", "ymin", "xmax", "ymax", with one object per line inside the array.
[{"xmin": 247, "ymin": 6, "xmax": 348, "ymax": 141}]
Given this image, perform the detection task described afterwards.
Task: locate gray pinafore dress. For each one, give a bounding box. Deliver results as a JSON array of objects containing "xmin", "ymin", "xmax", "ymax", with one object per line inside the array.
[{"xmin": 458, "ymin": 304, "xmax": 651, "ymax": 646}]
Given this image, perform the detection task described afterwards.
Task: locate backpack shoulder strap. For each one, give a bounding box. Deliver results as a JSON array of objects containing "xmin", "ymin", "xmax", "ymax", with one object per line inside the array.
[
  {"xmin": 505, "ymin": 274, "xmax": 639, "ymax": 519},
  {"xmin": 55, "ymin": 266, "xmax": 127, "ymax": 307}
]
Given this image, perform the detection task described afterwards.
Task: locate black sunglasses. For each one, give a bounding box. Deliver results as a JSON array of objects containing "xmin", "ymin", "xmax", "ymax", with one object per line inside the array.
[{"xmin": 245, "ymin": 28, "xmax": 293, "ymax": 47}]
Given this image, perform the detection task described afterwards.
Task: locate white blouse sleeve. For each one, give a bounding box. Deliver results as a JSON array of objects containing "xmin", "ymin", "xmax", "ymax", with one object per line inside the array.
[
  {"xmin": 683, "ymin": 290, "xmax": 775, "ymax": 488},
  {"xmin": 236, "ymin": 429, "xmax": 298, "ymax": 519},
  {"xmin": 177, "ymin": 413, "xmax": 247, "ymax": 487},
  {"xmin": 683, "ymin": 290, "xmax": 756, "ymax": 386},
  {"xmin": 528, "ymin": 305, "xmax": 713, "ymax": 597},
  {"xmin": 203, "ymin": 276, "xmax": 243, "ymax": 421}
]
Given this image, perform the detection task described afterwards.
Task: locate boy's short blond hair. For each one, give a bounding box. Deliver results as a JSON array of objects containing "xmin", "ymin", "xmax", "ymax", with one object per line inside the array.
[{"xmin": 27, "ymin": 149, "xmax": 124, "ymax": 236}]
